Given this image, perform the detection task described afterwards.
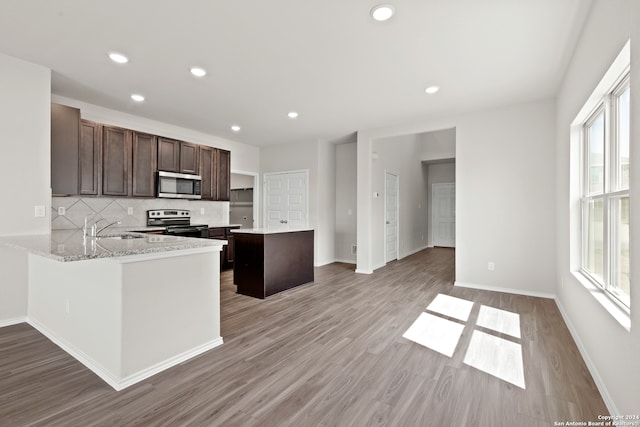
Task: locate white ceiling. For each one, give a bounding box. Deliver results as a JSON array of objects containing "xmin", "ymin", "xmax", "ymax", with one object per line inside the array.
[{"xmin": 0, "ymin": 0, "xmax": 591, "ymax": 147}]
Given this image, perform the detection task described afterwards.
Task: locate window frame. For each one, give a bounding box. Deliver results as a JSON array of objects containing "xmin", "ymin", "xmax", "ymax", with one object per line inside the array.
[{"xmin": 579, "ymin": 70, "xmax": 631, "ymax": 311}]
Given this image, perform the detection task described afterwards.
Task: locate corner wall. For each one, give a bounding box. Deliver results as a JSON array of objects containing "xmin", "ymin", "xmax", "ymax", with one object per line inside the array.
[
  {"xmin": 0, "ymin": 53, "xmax": 50, "ymax": 324},
  {"xmin": 555, "ymin": 0, "xmax": 638, "ymax": 414}
]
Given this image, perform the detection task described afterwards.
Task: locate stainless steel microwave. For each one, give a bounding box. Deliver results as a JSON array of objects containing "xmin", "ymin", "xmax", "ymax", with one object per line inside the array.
[{"xmin": 157, "ymin": 171, "xmax": 202, "ymax": 199}]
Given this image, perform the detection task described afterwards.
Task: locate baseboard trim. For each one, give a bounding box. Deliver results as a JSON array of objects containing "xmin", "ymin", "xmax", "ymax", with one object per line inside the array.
[
  {"xmin": 453, "ymin": 281, "xmax": 555, "ymax": 300},
  {"xmin": 333, "ymin": 258, "xmax": 356, "ymax": 265},
  {"xmin": 27, "ymin": 317, "xmax": 223, "ymax": 391},
  {"xmin": 355, "ymin": 268, "xmax": 373, "ymax": 274},
  {"xmin": 554, "ymin": 299, "xmax": 618, "ymax": 416},
  {"xmin": 0, "ymin": 316, "xmax": 27, "ymax": 328},
  {"xmin": 116, "ymin": 337, "xmax": 224, "ymax": 391}
]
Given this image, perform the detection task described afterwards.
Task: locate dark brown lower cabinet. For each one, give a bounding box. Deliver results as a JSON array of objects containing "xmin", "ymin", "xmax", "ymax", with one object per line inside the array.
[
  {"xmin": 209, "ymin": 226, "xmax": 239, "ymax": 270},
  {"xmin": 233, "ymin": 230, "xmax": 314, "ymax": 299}
]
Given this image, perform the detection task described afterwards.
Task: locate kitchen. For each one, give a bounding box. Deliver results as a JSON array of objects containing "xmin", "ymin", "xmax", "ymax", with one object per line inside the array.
[
  {"xmin": 0, "ymin": 95, "xmax": 316, "ymax": 390},
  {"xmin": 0, "ymin": 0, "xmax": 638, "ymax": 423}
]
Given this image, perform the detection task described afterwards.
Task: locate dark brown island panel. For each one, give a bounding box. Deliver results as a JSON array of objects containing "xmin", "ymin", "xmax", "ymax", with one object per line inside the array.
[{"xmin": 232, "ymin": 229, "xmax": 314, "ymax": 299}]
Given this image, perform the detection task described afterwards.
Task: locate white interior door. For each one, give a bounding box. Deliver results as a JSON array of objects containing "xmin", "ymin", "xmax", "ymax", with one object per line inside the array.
[
  {"xmin": 385, "ymin": 172, "xmax": 399, "ymax": 262},
  {"xmin": 432, "ymin": 183, "xmax": 455, "ymax": 247},
  {"xmin": 264, "ymin": 171, "xmax": 308, "ymax": 228}
]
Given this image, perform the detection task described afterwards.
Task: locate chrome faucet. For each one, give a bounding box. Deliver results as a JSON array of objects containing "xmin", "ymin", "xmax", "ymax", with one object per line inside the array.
[
  {"xmin": 83, "ymin": 216, "xmax": 121, "ymax": 238},
  {"xmin": 95, "ymin": 220, "xmax": 122, "ymax": 237}
]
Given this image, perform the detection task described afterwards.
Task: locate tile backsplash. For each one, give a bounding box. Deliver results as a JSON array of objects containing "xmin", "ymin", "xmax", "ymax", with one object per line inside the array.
[{"xmin": 51, "ymin": 197, "xmax": 229, "ymax": 230}]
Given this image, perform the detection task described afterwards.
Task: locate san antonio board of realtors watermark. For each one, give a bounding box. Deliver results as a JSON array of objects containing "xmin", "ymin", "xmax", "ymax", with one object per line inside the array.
[{"xmin": 554, "ymin": 415, "xmax": 640, "ymax": 426}]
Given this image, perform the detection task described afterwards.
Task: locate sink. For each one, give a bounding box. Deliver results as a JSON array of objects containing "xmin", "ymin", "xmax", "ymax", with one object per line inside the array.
[{"xmin": 98, "ymin": 234, "xmax": 145, "ymax": 240}]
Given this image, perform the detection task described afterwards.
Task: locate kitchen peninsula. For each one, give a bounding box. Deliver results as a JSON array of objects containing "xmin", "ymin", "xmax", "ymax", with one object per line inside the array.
[
  {"xmin": 232, "ymin": 228, "xmax": 314, "ymax": 298},
  {"xmin": 1, "ymin": 230, "xmax": 226, "ymax": 391}
]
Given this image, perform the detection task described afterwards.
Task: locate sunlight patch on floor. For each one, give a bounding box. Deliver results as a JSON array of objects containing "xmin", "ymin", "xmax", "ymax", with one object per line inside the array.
[
  {"xmin": 403, "ymin": 293, "xmax": 526, "ymax": 388},
  {"xmin": 402, "ymin": 312, "xmax": 465, "ymax": 357},
  {"xmin": 426, "ymin": 294, "xmax": 474, "ymax": 322},
  {"xmin": 476, "ymin": 305, "xmax": 521, "ymax": 338},
  {"xmin": 463, "ymin": 330, "xmax": 526, "ymax": 389}
]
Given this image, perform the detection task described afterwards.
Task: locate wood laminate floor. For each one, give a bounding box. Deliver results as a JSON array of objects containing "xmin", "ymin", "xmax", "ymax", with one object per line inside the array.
[{"xmin": 0, "ymin": 248, "xmax": 608, "ymax": 426}]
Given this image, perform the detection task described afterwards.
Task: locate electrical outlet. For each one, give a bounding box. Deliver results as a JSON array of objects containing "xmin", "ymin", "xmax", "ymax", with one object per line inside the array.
[
  {"xmin": 127, "ymin": 207, "xmax": 134, "ymax": 215},
  {"xmin": 34, "ymin": 205, "xmax": 46, "ymax": 217},
  {"xmin": 488, "ymin": 262, "xmax": 495, "ymax": 271},
  {"xmin": 65, "ymin": 299, "xmax": 71, "ymax": 315},
  {"xmin": 351, "ymin": 245, "xmax": 357, "ymax": 255},
  {"xmin": 200, "ymin": 208, "xmax": 205, "ymax": 215},
  {"xmin": 58, "ymin": 206, "xmax": 66, "ymax": 216}
]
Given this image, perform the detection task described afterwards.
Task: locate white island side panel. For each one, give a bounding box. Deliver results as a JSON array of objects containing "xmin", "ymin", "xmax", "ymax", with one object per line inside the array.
[
  {"xmin": 27, "ymin": 254, "xmax": 124, "ymax": 381},
  {"xmin": 120, "ymin": 250, "xmax": 222, "ymax": 379}
]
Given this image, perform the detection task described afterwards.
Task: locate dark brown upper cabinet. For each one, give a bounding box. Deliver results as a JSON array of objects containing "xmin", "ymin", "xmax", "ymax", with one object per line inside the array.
[
  {"xmin": 79, "ymin": 120, "xmax": 101, "ymax": 195},
  {"xmin": 51, "ymin": 103, "xmax": 80, "ymax": 195},
  {"xmin": 131, "ymin": 132, "xmax": 157, "ymax": 198},
  {"xmin": 157, "ymin": 137, "xmax": 180, "ymax": 172},
  {"xmin": 217, "ymin": 149, "xmax": 231, "ymax": 201},
  {"xmin": 179, "ymin": 141, "xmax": 199, "ymax": 175},
  {"xmin": 102, "ymin": 126, "xmax": 131, "ymax": 196},
  {"xmin": 198, "ymin": 145, "xmax": 216, "ymax": 200}
]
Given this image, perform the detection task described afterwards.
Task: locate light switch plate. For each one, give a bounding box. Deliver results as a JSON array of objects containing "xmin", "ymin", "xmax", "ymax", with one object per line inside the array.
[
  {"xmin": 58, "ymin": 206, "xmax": 66, "ymax": 216},
  {"xmin": 127, "ymin": 207, "xmax": 134, "ymax": 215}
]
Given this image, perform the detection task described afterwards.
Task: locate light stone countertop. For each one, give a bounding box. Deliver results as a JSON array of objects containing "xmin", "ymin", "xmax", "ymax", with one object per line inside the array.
[
  {"xmin": 0, "ymin": 229, "xmax": 226, "ymax": 262},
  {"xmin": 230, "ymin": 227, "xmax": 313, "ymax": 235}
]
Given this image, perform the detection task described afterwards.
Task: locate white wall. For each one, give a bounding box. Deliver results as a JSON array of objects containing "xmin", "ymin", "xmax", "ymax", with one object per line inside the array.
[
  {"xmin": 335, "ymin": 143, "xmax": 357, "ymax": 263},
  {"xmin": 420, "ymin": 128, "xmax": 456, "ymax": 161},
  {"xmin": 260, "ymin": 140, "xmax": 336, "ymax": 266},
  {"xmin": 52, "ymin": 95, "xmax": 260, "ymax": 175},
  {"xmin": 0, "ymin": 53, "xmax": 50, "ymax": 324},
  {"xmin": 555, "ymin": 0, "xmax": 638, "ymax": 415},
  {"xmin": 371, "ymin": 134, "xmax": 429, "ymax": 268},
  {"xmin": 358, "ymin": 99, "xmax": 557, "ymax": 297}
]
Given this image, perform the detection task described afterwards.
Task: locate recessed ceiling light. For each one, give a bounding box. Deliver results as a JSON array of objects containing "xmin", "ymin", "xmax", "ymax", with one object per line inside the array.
[
  {"xmin": 131, "ymin": 94, "xmax": 145, "ymax": 102},
  {"xmin": 108, "ymin": 52, "xmax": 129, "ymax": 64},
  {"xmin": 288, "ymin": 111, "xmax": 299, "ymax": 119},
  {"xmin": 190, "ymin": 67, "xmax": 207, "ymax": 77},
  {"xmin": 231, "ymin": 125, "xmax": 241, "ymax": 132},
  {"xmin": 425, "ymin": 85, "xmax": 440, "ymax": 94},
  {"xmin": 371, "ymin": 4, "xmax": 395, "ymax": 21}
]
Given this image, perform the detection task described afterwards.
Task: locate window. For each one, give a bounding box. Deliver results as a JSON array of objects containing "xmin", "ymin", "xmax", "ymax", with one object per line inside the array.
[{"xmin": 580, "ymin": 72, "xmax": 630, "ymax": 309}]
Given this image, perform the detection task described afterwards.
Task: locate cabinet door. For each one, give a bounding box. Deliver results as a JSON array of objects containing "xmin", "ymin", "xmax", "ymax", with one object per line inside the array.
[
  {"xmin": 216, "ymin": 149, "xmax": 231, "ymax": 201},
  {"xmin": 102, "ymin": 126, "xmax": 131, "ymax": 196},
  {"xmin": 79, "ymin": 120, "xmax": 100, "ymax": 195},
  {"xmin": 157, "ymin": 137, "xmax": 179, "ymax": 172},
  {"xmin": 180, "ymin": 141, "xmax": 199, "ymax": 175},
  {"xmin": 198, "ymin": 145, "xmax": 215, "ymax": 200},
  {"xmin": 226, "ymin": 234, "xmax": 235, "ymax": 264},
  {"xmin": 132, "ymin": 132, "xmax": 157, "ymax": 197},
  {"xmin": 51, "ymin": 103, "xmax": 80, "ymax": 195}
]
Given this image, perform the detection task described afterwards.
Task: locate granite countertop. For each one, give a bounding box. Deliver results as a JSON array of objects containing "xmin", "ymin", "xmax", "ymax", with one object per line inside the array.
[
  {"xmin": 230, "ymin": 227, "xmax": 313, "ymax": 235},
  {"xmin": 1, "ymin": 228, "xmax": 226, "ymax": 262}
]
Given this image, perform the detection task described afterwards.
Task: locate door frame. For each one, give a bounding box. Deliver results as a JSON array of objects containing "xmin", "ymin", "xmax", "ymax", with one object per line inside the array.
[
  {"xmin": 431, "ymin": 182, "xmax": 456, "ymax": 247},
  {"xmin": 231, "ymin": 170, "xmax": 260, "ymax": 228},
  {"xmin": 262, "ymin": 169, "xmax": 310, "ymax": 228},
  {"xmin": 384, "ymin": 171, "xmax": 400, "ymax": 263}
]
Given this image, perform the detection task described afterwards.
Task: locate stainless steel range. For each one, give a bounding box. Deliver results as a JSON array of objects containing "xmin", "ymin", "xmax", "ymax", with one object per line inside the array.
[{"xmin": 147, "ymin": 209, "xmax": 209, "ymax": 238}]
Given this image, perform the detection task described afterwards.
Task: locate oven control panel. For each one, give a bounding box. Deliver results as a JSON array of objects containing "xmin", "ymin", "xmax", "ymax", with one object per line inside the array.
[{"xmin": 147, "ymin": 209, "xmax": 191, "ymax": 219}]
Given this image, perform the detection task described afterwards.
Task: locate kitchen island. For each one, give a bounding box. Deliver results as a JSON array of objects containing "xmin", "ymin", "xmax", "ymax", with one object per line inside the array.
[
  {"xmin": 232, "ymin": 228, "xmax": 314, "ymax": 298},
  {"xmin": 1, "ymin": 230, "xmax": 226, "ymax": 390}
]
